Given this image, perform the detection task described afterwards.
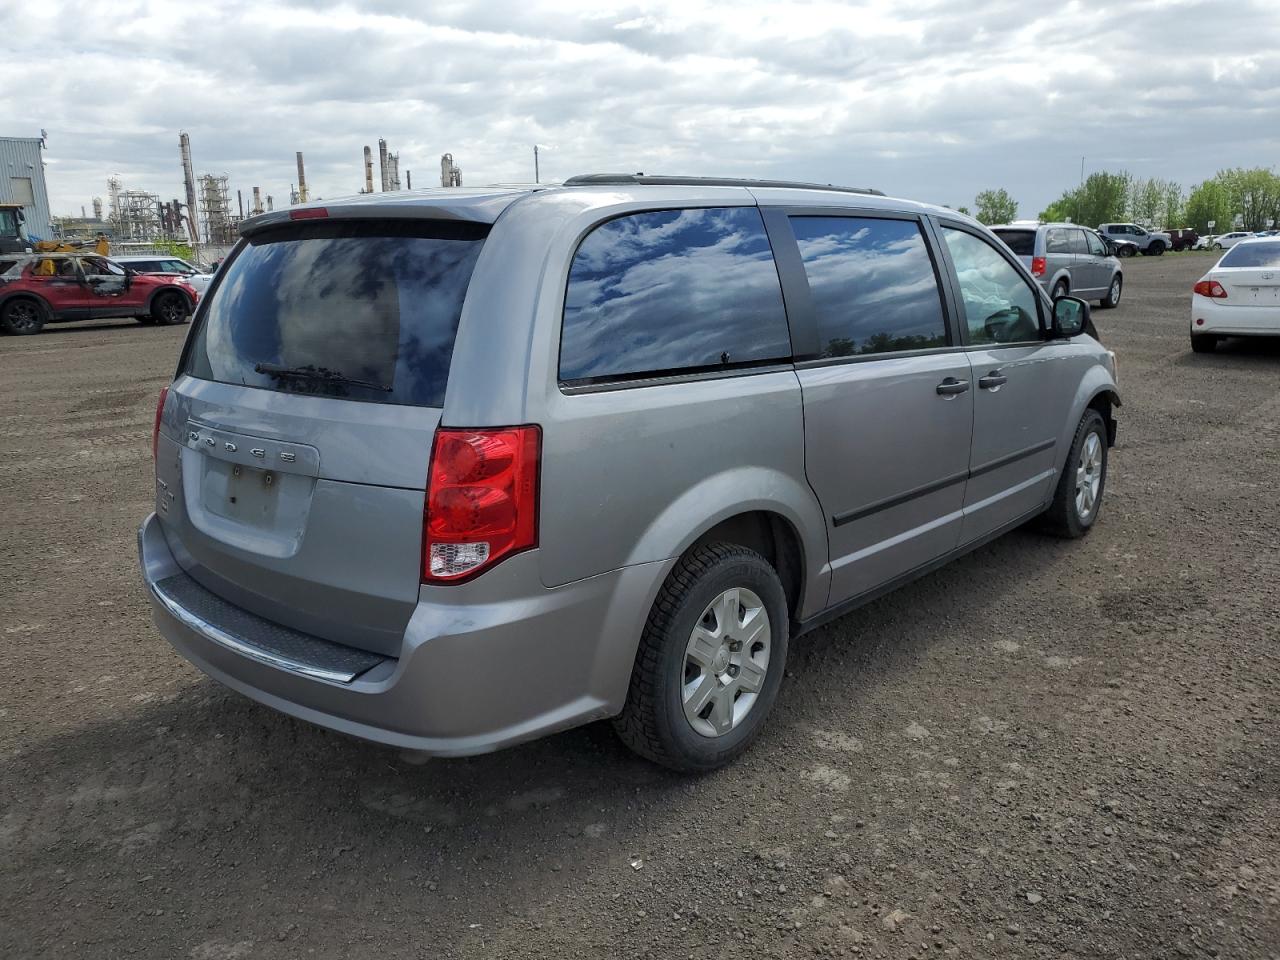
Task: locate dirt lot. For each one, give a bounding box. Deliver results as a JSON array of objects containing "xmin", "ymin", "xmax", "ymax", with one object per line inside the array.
[{"xmin": 2, "ymin": 252, "xmax": 1278, "ymax": 960}]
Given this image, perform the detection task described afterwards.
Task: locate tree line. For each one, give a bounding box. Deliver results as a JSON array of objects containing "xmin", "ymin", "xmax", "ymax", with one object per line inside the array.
[{"xmin": 957, "ymin": 167, "xmax": 1280, "ymax": 233}]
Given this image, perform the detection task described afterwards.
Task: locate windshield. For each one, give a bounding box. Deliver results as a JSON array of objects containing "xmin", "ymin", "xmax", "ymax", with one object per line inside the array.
[
  {"xmin": 992, "ymin": 229, "xmax": 1035, "ymax": 256},
  {"xmin": 183, "ymin": 220, "xmax": 487, "ymax": 407},
  {"xmin": 1219, "ymin": 241, "xmax": 1280, "ymax": 268}
]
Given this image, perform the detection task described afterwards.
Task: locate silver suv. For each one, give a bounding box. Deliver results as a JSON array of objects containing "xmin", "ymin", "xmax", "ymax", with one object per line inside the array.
[
  {"xmin": 139, "ymin": 175, "xmax": 1120, "ymax": 771},
  {"xmin": 991, "ymin": 222, "xmax": 1124, "ymax": 308}
]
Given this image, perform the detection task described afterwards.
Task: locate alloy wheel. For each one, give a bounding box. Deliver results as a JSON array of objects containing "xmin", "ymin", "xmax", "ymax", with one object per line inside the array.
[
  {"xmin": 8, "ymin": 301, "xmax": 40, "ymax": 332},
  {"xmin": 1075, "ymin": 431, "xmax": 1103, "ymax": 521},
  {"xmin": 682, "ymin": 587, "xmax": 771, "ymax": 738}
]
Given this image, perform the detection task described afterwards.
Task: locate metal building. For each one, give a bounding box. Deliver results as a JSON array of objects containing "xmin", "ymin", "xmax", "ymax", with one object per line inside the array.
[{"xmin": 0, "ymin": 135, "xmax": 54, "ymax": 241}]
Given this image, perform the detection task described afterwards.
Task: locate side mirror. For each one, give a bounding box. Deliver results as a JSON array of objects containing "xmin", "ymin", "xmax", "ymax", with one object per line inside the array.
[{"xmin": 1052, "ymin": 296, "xmax": 1089, "ymax": 338}]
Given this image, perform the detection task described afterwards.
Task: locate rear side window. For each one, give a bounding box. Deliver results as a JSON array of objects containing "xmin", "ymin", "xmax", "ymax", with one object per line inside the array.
[
  {"xmin": 559, "ymin": 207, "xmax": 791, "ymax": 383},
  {"xmin": 1045, "ymin": 229, "xmax": 1072, "ymax": 254},
  {"xmin": 791, "ymin": 216, "xmax": 948, "ymax": 357},
  {"xmin": 992, "ymin": 229, "xmax": 1035, "ymax": 256},
  {"xmin": 1220, "ymin": 241, "xmax": 1280, "ymax": 267},
  {"xmin": 1068, "ymin": 229, "xmax": 1090, "ymax": 254},
  {"xmin": 184, "ymin": 220, "xmax": 486, "ymax": 408}
]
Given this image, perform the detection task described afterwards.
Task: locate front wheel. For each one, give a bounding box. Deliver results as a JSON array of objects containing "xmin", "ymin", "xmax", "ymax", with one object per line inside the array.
[
  {"xmin": 1149, "ymin": 242, "xmax": 1165, "ymax": 256},
  {"xmin": 613, "ymin": 542, "xmax": 788, "ymax": 772},
  {"xmin": 151, "ymin": 291, "xmax": 190, "ymax": 326},
  {"xmin": 1099, "ymin": 274, "xmax": 1122, "ymax": 309},
  {"xmin": 1040, "ymin": 409, "xmax": 1108, "ymax": 538},
  {"xmin": 1213, "ymin": 243, "xmax": 1223, "ymax": 250}
]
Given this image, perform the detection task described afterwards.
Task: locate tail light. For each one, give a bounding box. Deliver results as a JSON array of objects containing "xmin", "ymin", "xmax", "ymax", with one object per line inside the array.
[
  {"xmin": 1031, "ymin": 256, "xmax": 1047, "ymax": 277},
  {"xmin": 423, "ymin": 426, "xmax": 540, "ymax": 582},
  {"xmin": 1193, "ymin": 280, "xmax": 1227, "ymax": 298},
  {"xmin": 289, "ymin": 207, "xmax": 329, "ymax": 220},
  {"xmin": 152, "ymin": 386, "xmax": 169, "ymax": 460}
]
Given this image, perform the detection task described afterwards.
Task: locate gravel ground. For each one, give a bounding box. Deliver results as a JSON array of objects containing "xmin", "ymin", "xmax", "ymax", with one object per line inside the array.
[{"xmin": 2, "ymin": 252, "xmax": 1278, "ymax": 959}]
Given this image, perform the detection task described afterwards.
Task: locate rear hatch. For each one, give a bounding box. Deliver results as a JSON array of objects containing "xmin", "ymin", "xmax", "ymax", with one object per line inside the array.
[
  {"xmin": 156, "ymin": 218, "xmax": 488, "ymax": 656},
  {"xmin": 991, "ymin": 228, "xmax": 1036, "ymax": 270},
  {"xmin": 1214, "ymin": 242, "xmax": 1280, "ymax": 305}
]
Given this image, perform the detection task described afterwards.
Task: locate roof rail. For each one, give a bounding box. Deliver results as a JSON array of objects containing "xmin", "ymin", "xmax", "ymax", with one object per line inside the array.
[{"xmin": 561, "ymin": 173, "xmax": 883, "ymax": 197}]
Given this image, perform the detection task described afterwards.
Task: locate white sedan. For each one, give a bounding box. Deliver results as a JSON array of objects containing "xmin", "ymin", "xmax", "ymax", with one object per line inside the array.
[
  {"xmin": 113, "ymin": 255, "xmax": 215, "ymax": 295},
  {"xmin": 1191, "ymin": 238, "xmax": 1280, "ymax": 353},
  {"xmin": 1209, "ymin": 231, "xmax": 1254, "ymax": 251}
]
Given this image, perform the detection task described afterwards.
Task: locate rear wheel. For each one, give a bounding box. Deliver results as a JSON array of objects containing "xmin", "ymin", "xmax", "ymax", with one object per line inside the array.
[
  {"xmin": 151, "ymin": 291, "xmax": 189, "ymax": 326},
  {"xmin": 1052, "ymin": 279, "xmax": 1069, "ymax": 301},
  {"xmin": 0, "ymin": 298, "xmax": 46, "ymax": 335},
  {"xmin": 1099, "ymin": 274, "xmax": 1122, "ymax": 309},
  {"xmin": 1191, "ymin": 333, "xmax": 1218, "ymax": 353},
  {"xmin": 1041, "ymin": 409, "xmax": 1107, "ymax": 538},
  {"xmin": 613, "ymin": 542, "xmax": 788, "ymax": 772}
]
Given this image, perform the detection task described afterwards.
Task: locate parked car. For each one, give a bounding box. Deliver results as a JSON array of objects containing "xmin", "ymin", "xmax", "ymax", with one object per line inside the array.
[
  {"xmin": 114, "ymin": 254, "xmax": 215, "ymax": 295},
  {"xmin": 1211, "ymin": 231, "xmax": 1253, "ymax": 251},
  {"xmin": 0, "ymin": 253, "xmax": 198, "ymax": 334},
  {"xmin": 1190, "ymin": 237, "xmax": 1280, "ymax": 353},
  {"xmin": 1098, "ymin": 223, "xmax": 1171, "ymax": 255},
  {"xmin": 1102, "ymin": 235, "xmax": 1139, "ymax": 258},
  {"xmin": 991, "ymin": 222, "xmax": 1123, "ymax": 308},
  {"xmin": 1193, "ymin": 234, "xmax": 1218, "ymax": 250},
  {"xmin": 1164, "ymin": 228, "xmax": 1199, "ymax": 252},
  {"xmin": 139, "ymin": 176, "xmax": 1120, "ymax": 771}
]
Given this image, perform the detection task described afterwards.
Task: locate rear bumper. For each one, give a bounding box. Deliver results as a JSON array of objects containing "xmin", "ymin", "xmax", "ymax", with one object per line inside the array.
[
  {"xmin": 138, "ymin": 513, "xmax": 670, "ymax": 756},
  {"xmin": 1192, "ymin": 297, "xmax": 1280, "ymax": 336}
]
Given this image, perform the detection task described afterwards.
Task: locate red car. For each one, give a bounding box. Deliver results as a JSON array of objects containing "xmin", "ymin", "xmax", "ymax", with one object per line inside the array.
[{"xmin": 0, "ymin": 253, "xmax": 199, "ymax": 335}]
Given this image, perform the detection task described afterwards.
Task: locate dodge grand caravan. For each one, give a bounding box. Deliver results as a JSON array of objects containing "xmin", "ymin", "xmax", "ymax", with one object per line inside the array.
[{"xmin": 140, "ymin": 175, "xmax": 1120, "ymax": 771}]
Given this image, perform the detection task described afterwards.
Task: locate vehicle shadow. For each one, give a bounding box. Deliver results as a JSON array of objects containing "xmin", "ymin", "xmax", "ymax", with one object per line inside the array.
[
  {"xmin": 36, "ymin": 318, "xmax": 166, "ymax": 336},
  {"xmin": 0, "ymin": 523, "xmax": 1082, "ymax": 953}
]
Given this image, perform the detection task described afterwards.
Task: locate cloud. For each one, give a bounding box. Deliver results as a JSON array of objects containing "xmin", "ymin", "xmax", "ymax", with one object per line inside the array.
[{"xmin": 4, "ymin": 0, "xmax": 1279, "ymax": 222}]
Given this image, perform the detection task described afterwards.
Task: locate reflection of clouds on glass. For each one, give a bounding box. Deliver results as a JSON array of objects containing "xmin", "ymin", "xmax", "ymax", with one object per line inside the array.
[
  {"xmin": 941, "ymin": 230, "xmax": 1038, "ymax": 344},
  {"xmin": 792, "ymin": 217, "xmax": 946, "ymax": 356},
  {"xmin": 561, "ymin": 208, "xmax": 791, "ymax": 381},
  {"xmin": 193, "ymin": 232, "xmax": 483, "ymax": 407}
]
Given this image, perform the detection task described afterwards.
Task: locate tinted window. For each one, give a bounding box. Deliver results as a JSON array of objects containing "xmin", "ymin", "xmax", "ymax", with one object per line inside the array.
[
  {"xmin": 185, "ymin": 220, "xmax": 486, "ymax": 408},
  {"xmin": 992, "ymin": 229, "xmax": 1035, "ymax": 256},
  {"xmin": 791, "ymin": 216, "xmax": 947, "ymax": 357},
  {"xmin": 560, "ymin": 207, "xmax": 790, "ymax": 382},
  {"xmin": 1045, "ymin": 229, "xmax": 1072, "ymax": 254},
  {"xmin": 1220, "ymin": 241, "xmax": 1280, "ymax": 267},
  {"xmin": 1085, "ymin": 231, "xmax": 1107, "ymax": 256},
  {"xmin": 1069, "ymin": 229, "xmax": 1090, "ymax": 254},
  {"xmin": 942, "ymin": 228, "xmax": 1041, "ymax": 345}
]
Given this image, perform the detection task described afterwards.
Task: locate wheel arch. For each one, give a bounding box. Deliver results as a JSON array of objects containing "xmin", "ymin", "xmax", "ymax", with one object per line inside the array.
[
  {"xmin": 0, "ymin": 290, "xmax": 53, "ymax": 319},
  {"xmin": 687, "ymin": 510, "xmax": 808, "ymax": 627},
  {"xmin": 146, "ymin": 284, "xmax": 194, "ymax": 315}
]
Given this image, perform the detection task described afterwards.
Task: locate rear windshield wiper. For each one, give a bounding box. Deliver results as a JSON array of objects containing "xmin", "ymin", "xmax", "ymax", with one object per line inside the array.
[{"xmin": 254, "ymin": 362, "xmax": 391, "ymax": 392}]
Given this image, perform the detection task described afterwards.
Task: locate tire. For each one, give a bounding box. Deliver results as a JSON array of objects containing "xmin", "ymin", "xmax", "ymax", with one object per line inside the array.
[
  {"xmin": 150, "ymin": 290, "xmax": 190, "ymax": 326},
  {"xmin": 1190, "ymin": 333, "xmax": 1218, "ymax": 353},
  {"xmin": 1150, "ymin": 242, "xmax": 1165, "ymax": 256},
  {"xmin": 1040, "ymin": 409, "xmax": 1108, "ymax": 539},
  {"xmin": 1118, "ymin": 246, "xmax": 1134, "ymax": 258},
  {"xmin": 613, "ymin": 542, "xmax": 789, "ymax": 772},
  {"xmin": 1213, "ymin": 243, "xmax": 1223, "ymax": 251},
  {"xmin": 1051, "ymin": 279, "xmax": 1069, "ymax": 301},
  {"xmin": 0, "ymin": 297, "xmax": 46, "ymax": 335},
  {"xmin": 1099, "ymin": 274, "xmax": 1122, "ymax": 309}
]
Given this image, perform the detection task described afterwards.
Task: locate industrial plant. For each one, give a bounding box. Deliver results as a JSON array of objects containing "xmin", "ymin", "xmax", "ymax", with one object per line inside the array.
[{"xmin": 1, "ymin": 129, "xmax": 466, "ymax": 253}]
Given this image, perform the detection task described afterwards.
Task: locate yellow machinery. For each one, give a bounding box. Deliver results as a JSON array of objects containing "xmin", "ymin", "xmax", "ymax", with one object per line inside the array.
[{"xmin": 33, "ymin": 234, "xmax": 111, "ymax": 256}]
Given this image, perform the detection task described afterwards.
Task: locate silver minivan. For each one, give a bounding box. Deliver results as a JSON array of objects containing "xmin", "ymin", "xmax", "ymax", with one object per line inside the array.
[
  {"xmin": 140, "ymin": 176, "xmax": 1120, "ymax": 771},
  {"xmin": 991, "ymin": 222, "xmax": 1124, "ymax": 309}
]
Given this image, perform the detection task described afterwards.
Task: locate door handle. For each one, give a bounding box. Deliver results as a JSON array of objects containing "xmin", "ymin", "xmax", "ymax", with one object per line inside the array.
[
  {"xmin": 935, "ymin": 377, "xmax": 970, "ymax": 396},
  {"xmin": 978, "ymin": 371, "xmax": 1008, "ymax": 390}
]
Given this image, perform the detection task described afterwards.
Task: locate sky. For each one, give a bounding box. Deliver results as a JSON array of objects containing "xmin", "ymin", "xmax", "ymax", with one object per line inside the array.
[{"xmin": 5, "ymin": 0, "xmax": 1279, "ymax": 221}]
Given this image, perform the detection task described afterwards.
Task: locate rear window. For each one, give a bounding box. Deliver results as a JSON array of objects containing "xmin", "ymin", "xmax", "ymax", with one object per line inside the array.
[
  {"xmin": 559, "ymin": 207, "xmax": 791, "ymax": 383},
  {"xmin": 992, "ymin": 229, "xmax": 1035, "ymax": 256},
  {"xmin": 184, "ymin": 220, "xmax": 486, "ymax": 408},
  {"xmin": 1220, "ymin": 241, "xmax": 1280, "ymax": 268}
]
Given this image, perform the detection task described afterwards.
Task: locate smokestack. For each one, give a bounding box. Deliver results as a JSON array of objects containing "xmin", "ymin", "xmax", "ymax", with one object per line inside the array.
[
  {"xmin": 378, "ymin": 138, "xmax": 389, "ymax": 192},
  {"xmin": 252, "ymin": 187, "xmax": 263, "ymax": 216},
  {"xmin": 295, "ymin": 151, "xmax": 308, "ymax": 203},
  {"xmin": 179, "ymin": 131, "xmax": 199, "ymax": 244},
  {"xmin": 92, "ymin": 197, "xmax": 103, "ymax": 219},
  {"xmin": 363, "ymin": 146, "xmax": 374, "ymax": 194},
  {"xmin": 81, "ymin": 205, "xmax": 86, "ymax": 218},
  {"xmin": 266, "ymin": 195, "xmax": 274, "ymax": 212},
  {"xmin": 406, "ymin": 170, "xmax": 411, "ymax": 190},
  {"xmin": 237, "ymin": 190, "xmax": 244, "ymax": 219}
]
